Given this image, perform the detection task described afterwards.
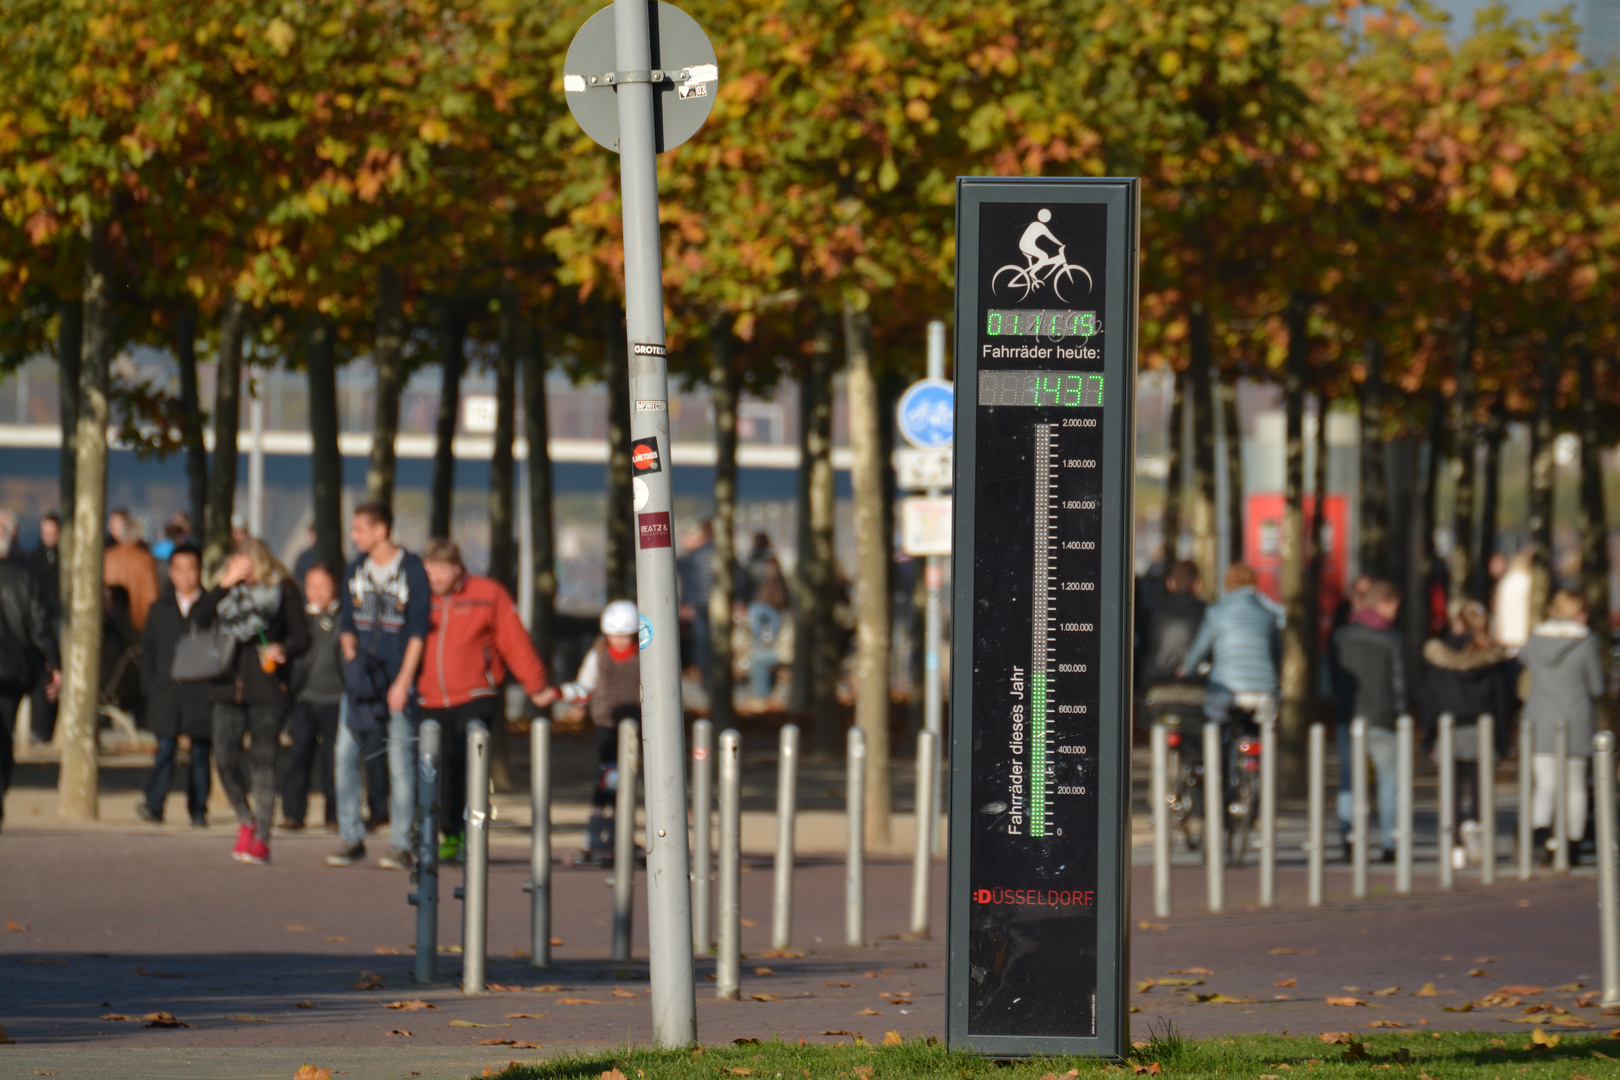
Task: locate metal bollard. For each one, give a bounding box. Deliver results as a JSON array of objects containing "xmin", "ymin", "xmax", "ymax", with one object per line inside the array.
[
  {"xmin": 690, "ymin": 719, "xmax": 713, "ymax": 954},
  {"xmin": 1594, "ymin": 732, "xmax": 1618, "ymax": 1010},
  {"xmin": 1519, "ymin": 719, "xmax": 1534, "ymax": 880},
  {"xmin": 611, "ymin": 717, "xmax": 640, "ymax": 962},
  {"xmin": 1259, "ymin": 710, "xmax": 1277, "ymax": 908},
  {"xmin": 1351, "ymin": 718, "xmax": 1369, "ymax": 898},
  {"xmin": 1203, "ymin": 720, "xmax": 1224, "ymax": 913},
  {"xmin": 1308, "ymin": 722, "xmax": 1325, "ymax": 907},
  {"xmin": 523, "ymin": 719, "xmax": 552, "ymax": 969},
  {"xmin": 462, "ymin": 721, "xmax": 491, "ymax": 995},
  {"xmin": 770, "ymin": 723, "xmax": 800, "ymax": 951},
  {"xmin": 1151, "ymin": 721, "xmax": 1171, "ymax": 918},
  {"xmin": 1438, "ymin": 713, "xmax": 1455, "ymax": 891},
  {"xmin": 1395, "ymin": 715, "xmax": 1413, "ymax": 894},
  {"xmin": 846, "ymin": 727, "xmax": 866, "ymax": 946},
  {"xmin": 716, "ymin": 728, "xmax": 742, "ymax": 1000},
  {"xmin": 911, "ymin": 730, "xmax": 938, "ymax": 937},
  {"xmin": 409, "ymin": 720, "xmax": 442, "ymax": 984},
  {"xmin": 1478, "ymin": 714, "xmax": 1496, "ymax": 885},
  {"xmin": 1553, "ymin": 717, "xmax": 1570, "ymax": 874}
]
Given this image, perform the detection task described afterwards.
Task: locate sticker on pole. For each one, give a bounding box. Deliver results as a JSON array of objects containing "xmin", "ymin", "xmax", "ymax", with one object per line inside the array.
[
  {"xmin": 897, "ymin": 378, "xmax": 955, "ymax": 450},
  {"xmin": 638, "ymin": 511, "xmax": 673, "ymax": 549},
  {"xmin": 638, "ymin": 615, "xmax": 654, "ymax": 650},
  {"xmin": 632, "ymin": 435, "xmax": 663, "ymax": 475},
  {"xmin": 633, "ymin": 476, "xmax": 650, "ymax": 512},
  {"xmin": 563, "ymin": 2, "xmax": 719, "ymax": 155}
]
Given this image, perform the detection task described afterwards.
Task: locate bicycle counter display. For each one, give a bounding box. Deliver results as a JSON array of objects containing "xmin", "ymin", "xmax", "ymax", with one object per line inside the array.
[{"xmin": 947, "ymin": 178, "xmax": 1139, "ymax": 1060}]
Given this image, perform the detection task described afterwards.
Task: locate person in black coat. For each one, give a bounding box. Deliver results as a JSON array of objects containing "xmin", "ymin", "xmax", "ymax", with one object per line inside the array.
[
  {"xmin": 136, "ymin": 544, "xmax": 214, "ymax": 826},
  {"xmin": 0, "ymin": 516, "xmax": 59, "ymax": 830},
  {"xmin": 24, "ymin": 512, "xmax": 61, "ymax": 744}
]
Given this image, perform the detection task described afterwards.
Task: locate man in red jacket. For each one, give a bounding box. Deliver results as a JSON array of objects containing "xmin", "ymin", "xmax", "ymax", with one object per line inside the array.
[{"xmin": 418, "ymin": 538, "xmax": 551, "ymax": 862}]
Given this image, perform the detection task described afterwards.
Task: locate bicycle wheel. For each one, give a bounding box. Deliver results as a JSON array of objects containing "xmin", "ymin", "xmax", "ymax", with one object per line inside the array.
[
  {"xmin": 1172, "ymin": 751, "xmax": 1202, "ymax": 852},
  {"xmin": 1226, "ymin": 768, "xmax": 1260, "ymax": 868}
]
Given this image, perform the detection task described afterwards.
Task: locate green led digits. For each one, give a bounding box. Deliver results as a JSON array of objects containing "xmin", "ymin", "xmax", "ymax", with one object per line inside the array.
[
  {"xmin": 986, "ymin": 309, "xmax": 1098, "ymax": 338},
  {"xmin": 977, "ymin": 371, "xmax": 1106, "ymax": 407}
]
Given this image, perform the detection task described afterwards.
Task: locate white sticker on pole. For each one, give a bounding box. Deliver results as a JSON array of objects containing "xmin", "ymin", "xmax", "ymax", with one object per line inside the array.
[{"xmin": 901, "ymin": 496, "xmax": 953, "ymax": 556}]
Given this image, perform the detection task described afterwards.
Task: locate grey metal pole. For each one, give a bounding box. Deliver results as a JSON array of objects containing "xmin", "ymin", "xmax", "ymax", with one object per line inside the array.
[
  {"xmin": 612, "ymin": 717, "xmax": 640, "ymax": 962},
  {"xmin": 1519, "ymin": 718, "xmax": 1534, "ymax": 880},
  {"xmin": 924, "ymin": 318, "xmax": 947, "ymax": 856},
  {"xmin": 462, "ymin": 721, "xmax": 491, "ymax": 995},
  {"xmin": 690, "ymin": 719, "xmax": 713, "ymax": 954},
  {"xmin": 846, "ymin": 727, "xmax": 866, "ymax": 946},
  {"xmin": 1478, "ymin": 714, "xmax": 1495, "ymax": 885},
  {"xmin": 1202, "ymin": 719, "xmax": 1224, "ymax": 913},
  {"xmin": 528, "ymin": 719, "xmax": 552, "ymax": 968},
  {"xmin": 1258, "ymin": 711, "xmax": 1277, "ymax": 908},
  {"xmin": 613, "ymin": 0, "xmax": 696, "ymax": 1046},
  {"xmin": 911, "ymin": 729, "xmax": 937, "ymax": 937},
  {"xmin": 1553, "ymin": 717, "xmax": 1570, "ymax": 874},
  {"xmin": 770, "ymin": 723, "xmax": 800, "ymax": 951},
  {"xmin": 1351, "ymin": 717, "xmax": 1369, "ymax": 898},
  {"xmin": 1594, "ymin": 731, "xmax": 1618, "ymax": 1009},
  {"xmin": 716, "ymin": 728, "xmax": 741, "ymax": 1000},
  {"xmin": 1151, "ymin": 721, "xmax": 1171, "ymax": 918},
  {"xmin": 1395, "ymin": 714, "xmax": 1413, "ymax": 894},
  {"xmin": 1438, "ymin": 713, "xmax": 1455, "ymax": 891},
  {"xmin": 410, "ymin": 719, "xmax": 441, "ymax": 984},
  {"xmin": 1308, "ymin": 722, "xmax": 1325, "ymax": 907}
]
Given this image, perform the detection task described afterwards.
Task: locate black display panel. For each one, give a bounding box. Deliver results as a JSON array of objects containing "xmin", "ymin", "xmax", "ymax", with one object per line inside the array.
[{"xmin": 948, "ymin": 179, "xmax": 1138, "ymax": 1061}]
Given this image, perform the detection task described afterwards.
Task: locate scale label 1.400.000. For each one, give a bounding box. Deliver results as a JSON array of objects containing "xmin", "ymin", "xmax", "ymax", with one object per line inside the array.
[{"xmin": 949, "ymin": 181, "xmax": 1138, "ymax": 1060}]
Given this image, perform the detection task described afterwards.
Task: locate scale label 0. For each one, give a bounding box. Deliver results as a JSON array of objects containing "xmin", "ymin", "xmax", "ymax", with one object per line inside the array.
[{"xmin": 948, "ymin": 181, "xmax": 1137, "ymax": 1060}]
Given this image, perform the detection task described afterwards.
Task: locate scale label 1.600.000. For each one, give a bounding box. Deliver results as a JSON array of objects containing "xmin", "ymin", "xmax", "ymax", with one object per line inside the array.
[{"xmin": 949, "ymin": 181, "xmax": 1138, "ymax": 1060}]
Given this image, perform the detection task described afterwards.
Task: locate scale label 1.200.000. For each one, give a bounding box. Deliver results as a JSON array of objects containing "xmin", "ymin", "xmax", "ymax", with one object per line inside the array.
[{"xmin": 949, "ymin": 181, "xmax": 1137, "ymax": 1059}]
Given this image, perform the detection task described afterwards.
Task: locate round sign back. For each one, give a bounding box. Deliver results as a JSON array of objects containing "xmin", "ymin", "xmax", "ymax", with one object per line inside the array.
[{"xmin": 563, "ymin": 2, "xmax": 719, "ymax": 154}]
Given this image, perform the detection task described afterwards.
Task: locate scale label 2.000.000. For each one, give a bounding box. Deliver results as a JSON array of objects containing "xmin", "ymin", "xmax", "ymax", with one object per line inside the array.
[{"xmin": 948, "ymin": 180, "xmax": 1138, "ymax": 1060}]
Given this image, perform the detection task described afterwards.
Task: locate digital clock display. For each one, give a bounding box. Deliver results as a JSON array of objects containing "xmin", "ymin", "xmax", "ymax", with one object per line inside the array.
[
  {"xmin": 977, "ymin": 370, "xmax": 1104, "ymax": 408},
  {"xmin": 985, "ymin": 309, "xmax": 1098, "ymax": 338}
]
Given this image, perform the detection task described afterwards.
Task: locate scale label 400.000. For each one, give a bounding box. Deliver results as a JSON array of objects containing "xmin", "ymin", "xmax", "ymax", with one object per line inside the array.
[{"xmin": 948, "ymin": 179, "xmax": 1139, "ymax": 1060}]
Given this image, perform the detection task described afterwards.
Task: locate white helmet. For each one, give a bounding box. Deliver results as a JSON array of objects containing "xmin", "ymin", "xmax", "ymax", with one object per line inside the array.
[{"xmin": 601, "ymin": 600, "xmax": 640, "ymax": 637}]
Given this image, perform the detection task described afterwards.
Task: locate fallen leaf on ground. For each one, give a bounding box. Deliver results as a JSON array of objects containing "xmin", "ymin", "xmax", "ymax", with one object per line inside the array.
[
  {"xmin": 1531, "ymin": 1028, "xmax": 1561, "ymax": 1047},
  {"xmin": 479, "ymin": 1039, "xmax": 518, "ymax": 1046},
  {"xmin": 1414, "ymin": 983, "xmax": 1440, "ymax": 996},
  {"xmin": 1131, "ymin": 1065, "xmax": 1162, "ymax": 1076},
  {"xmin": 227, "ymin": 1014, "xmax": 273, "ymax": 1022},
  {"xmin": 506, "ymin": 1013, "xmax": 547, "ymax": 1020},
  {"xmin": 1521, "ymin": 1004, "xmax": 1568, "ymax": 1015},
  {"xmin": 828, "ymin": 983, "xmax": 852, "ymax": 989},
  {"xmin": 1137, "ymin": 921, "xmax": 1167, "ymax": 931},
  {"xmin": 294, "ymin": 1068, "xmax": 331, "ymax": 1080},
  {"xmin": 1468, "ymin": 968, "xmax": 1491, "ymax": 977},
  {"xmin": 601, "ymin": 1070, "xmax": 627, "ymax": 1080},
  {"xmin": 1190, "ymin": 993, "xmax": 1254, "ymax": 1004},
  {"xmin": 5, "ymin": 921, "xmax": 26, "ymax": 932},
  {"xmin": 373, "ymin": 947, "xmax": 402, "ymax": 955},
  {"xmin": 1134, "ymin": 979, "xmax": 1157, "ymax": 993},
  {"xmin": 724, "ymin": 1068, "xmax": 752, "ymax": 1077},
  {"xmin": 822, "ymin": 1031, "xmax": 855, "ymax": 1036},
  {"xmin": 1273, "ymin": 978, "xmax": 1297, "ymax": 988},
  {"xmin": 352, "ymin": 972, "xmax": 386, "ymax": 990},
  {"xmin": 883, "ymin": 1031, "xmax": 904, "ymax": 1047},
  {"xmin": 733, "ymin": 1038, "xmax": 760, "ymax": 1045},
  {"xmin": 550, "ymin": 937, "xmax": 564, "ymax": 946},
  {"xmin": 1443, "ymin": 1004, "xmax": 1474, "ymax": 1013},
  {"xmin": 739, "ymin": 918, "xmax": 759, "ymax": 928},
  {"xmin": 1157, "ymin": 977, "xmax": 1204, "ymax": 987},
  {"xmin": 611, "ymin": 987, "xmax": 637, "ymax": 999},
  {"xmin": 448, "ymin": 1020, "xmax": 508, "ymax": 1028},
  {"xmin": 511, "ymin": 1042, "xmax": 541, "ymax": 1050},
  {"xmin": 1367, "ymin": 1021, "xmax": 1407, "ymax": 1029},
  {"xmin": 1508, "ymin": 1016, "xmax": 1593, "ymax": 1028},
  {"xmin": 99, "ymin": 1013, "xmax": 136, "ymax": 1021},
  {"xmin": 1319, "ymin": 1033, "xmax": 1353, "ymax": 1044},
  {"xmin": 1500, "ymin": 985, "xmax": 1544, "ymax": 996},
  {"xmin": 134, "ymin": 966, "xmax": 183, "ymax": 979},
  {"xmin": 1271, "ymin": 948, "xmax": 1317, "ymax": 955},
  {"xmin": 1372, "ymin": 987, "xmax": 1399, "ymax": 996},
  {"xmin": 1040, "ymin": 1070, "xmax": 1079, "ymax": 1080},
  {"xmin": 34, "ymin": 1071, "xmax": 55, "ymax": 1076},
  {"xmin": 853, "ymin": 1068, "xmax": 873, "ymax": 1079},
  {"xmin": 558, "ymin": 998, "xmax": 601, "ymax": 1006},
  {"xmin": 385, "ymin": 1001, "xmax": 437, "ymax": 1011},
  {"xmin": 751, "ymin": 994, "xmax": 780, "ymax": 1002},
  {"xmin": 1475, "ymin": 956, "xmax": 1499, "ymax": 963},
  {"xmin": 142, "ymin": 1012, "xmax": 190, "ymax": 1028},
  {"xmin": 325, "ymin": 936, "xmax": 347, "ymax": 943},
  {"xmin": 388, "ymin": 1029, "xmax": 412, "ymax": 1037},
  {"xmin": 295, "ymin": 1002, "xmax": 317, "ymax": 1009},
  {"xmin": 754, "ymin": 967, "xmax": 775, "ymax": 976},
  {"xmin": 889, "ymin": 999, "xmax": 913, "ymax": 1006},
  {"xmin": 761, "ymin": 949, "xmax": 804, "ymax": 959},
  {"xmin": 531, "ymin": 986, "xmax": 564, "ymax": 993},
  {"xmin": 0, "ymin": 1026, "xmax": 13, "ymax": 1044},
  {"xmin": 857, "ymin": 1007, "xmax": 883, "ymax": 1015},
  {"xmin": 1170, "ymin": 967, "xmax": 1215, "ymax": 975},
  {"xmin": 286, "ymin": 924, "xmax": 312, "ymax": 932}
]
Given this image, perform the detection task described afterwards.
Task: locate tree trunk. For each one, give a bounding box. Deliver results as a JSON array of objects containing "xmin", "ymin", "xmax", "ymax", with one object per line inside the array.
[
  {"xmin": 1278, "ymin": 296, "xmax": 1309, "ymax": 796},
  {"xmin": 522, "ymin": 321, "xmax": 557, "ymax": 668},
  {"xmin": 56, "ymin": 298, "xmax": 82, "ymax": 629},
  {"xmin": 1188, "ymin": 306, "xmax": 1217, "ymax": 598},
  {"xmin": 603, "ymin": 314, "xmax": 635, "ymax": 602},
  {"xmin": 429, "ymin": 301, "xmax": 466, "ymax": 541},
  {"xmin": 307, "ymin": 315, "xmax": 344, "ymax": 573},
  {"xmin": 204, "ymin": 295, "xmax": 248, "ymax": 569},
  {"xmin": 807, "ymin": 332, "xmax": 839, "ymax": 754},
  {"xmin": 708, "ymin": 321, "xmax": 739, "ymax": 731},
  {"xmin": 174, "ymin": 303, "xmax": 207, "ymax": 534},
  {"xmin": 1578, "ymin": 345, "xmax": 1609, "ymax": 656},
  {"xmin": 1358, "ymin": 335, "xmax": 1389, "ymax": 579},
  {"xmin": 368, "ymin": 266, "xmax": 406, "ymax": 506},
  {"xmin": 1162, "ymin": 367, "xmax": 1183, "ymax": 563},
  {"xmin": 1529, "ymin": 344, "xmax": 1556, "ymax": 622},
  {"xmin": 489, "ymin": 289, "xmax": 519, "ymax": 592},
  {"xmin": 1220, "ymin": 371, "xmax": 1245, "ymax": 563},
  {"xmin": 790, "ymin": 358, "xmax": 816, "ymax": 715},
  {"xmin": 59, "ymin": 221, "xmax": 113, "ymax": 821},
  {"xmin": 1306, "ymin": 392, "xmax": 1330, "ymax": 709},
  {"xmin": 1477, "ymin": 404, "xmax": 1503, "ymax": 601},
  {"xmin": 844, "ymin": 303, "xmax": 891, "ymax": 850},
  {"xmin": 1448, "ymin": 314, "xmax": 1477, "ymax": 603}
]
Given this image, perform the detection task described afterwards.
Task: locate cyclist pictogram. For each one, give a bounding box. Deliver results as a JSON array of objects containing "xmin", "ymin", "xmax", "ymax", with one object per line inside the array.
[{"xmin": 992, "ymin": 208, "xmax": 1094, "ymax": 303}]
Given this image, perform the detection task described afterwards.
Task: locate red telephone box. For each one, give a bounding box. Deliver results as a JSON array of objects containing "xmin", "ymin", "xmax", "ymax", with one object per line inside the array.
[{"xmin": 1245, "ymin": 493, "xmax": 1349, "ymax": 650}]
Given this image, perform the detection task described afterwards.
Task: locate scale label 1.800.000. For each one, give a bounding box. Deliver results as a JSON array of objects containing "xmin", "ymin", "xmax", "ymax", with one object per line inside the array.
[{"xmin": 949, "ymin": 181, "xmax": 1137, "ymax": 1060}]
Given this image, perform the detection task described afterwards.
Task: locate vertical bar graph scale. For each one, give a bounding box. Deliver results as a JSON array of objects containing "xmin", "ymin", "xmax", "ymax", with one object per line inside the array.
[{"xmin": 1029, "ymin": 423, "xmax": 1057, "ymax": 838}]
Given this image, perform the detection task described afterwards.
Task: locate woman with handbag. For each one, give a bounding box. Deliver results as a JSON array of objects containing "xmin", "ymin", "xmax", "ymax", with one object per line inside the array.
[{"xmin": 195, "ymin": 538, "xmax": 310, "ymax": 864}]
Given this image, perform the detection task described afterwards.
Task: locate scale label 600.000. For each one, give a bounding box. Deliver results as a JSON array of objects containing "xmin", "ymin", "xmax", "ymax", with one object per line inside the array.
[{"xmin": 948, "ymin": 180, "xmax": 1138, "ymax": 1060}]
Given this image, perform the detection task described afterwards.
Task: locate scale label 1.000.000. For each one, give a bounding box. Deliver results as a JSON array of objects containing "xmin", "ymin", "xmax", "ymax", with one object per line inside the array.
[{"xmin": 948, "ymin": 181, "xmax": 1138, "ymax": 1060}]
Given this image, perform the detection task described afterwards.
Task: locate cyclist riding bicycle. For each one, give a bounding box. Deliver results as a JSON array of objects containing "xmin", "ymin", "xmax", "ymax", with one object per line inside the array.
[{"xmin": 1178, "ymin": 563, "xmax": 1282, "ymax": 726}]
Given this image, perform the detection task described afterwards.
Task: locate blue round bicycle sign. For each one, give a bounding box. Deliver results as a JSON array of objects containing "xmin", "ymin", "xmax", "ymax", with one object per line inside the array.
[{"xmin": 897, "ymin": 378, "xmax": 955, "ymax": 450}]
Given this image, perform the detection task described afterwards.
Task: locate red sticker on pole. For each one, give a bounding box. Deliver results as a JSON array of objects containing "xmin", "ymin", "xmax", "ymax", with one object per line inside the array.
[
  {"xmin": 631, "ymin": 435, "xmax": 663, "ymax": 475},
  {"xmin": 638, "ymin": 511, "xmax": 672, "ymax": 549}
]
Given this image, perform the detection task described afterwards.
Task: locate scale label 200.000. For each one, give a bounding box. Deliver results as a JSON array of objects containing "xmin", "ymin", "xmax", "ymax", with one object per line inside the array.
[{"xmin": 948, "ymin": 179, "xmax": 1139, "ymax": 1060}]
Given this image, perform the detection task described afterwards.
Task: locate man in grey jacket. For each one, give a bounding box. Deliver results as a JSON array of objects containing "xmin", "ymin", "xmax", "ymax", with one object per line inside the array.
[
  {"xmin": 1329, "ymin": 579, "xmax": 1406, "ymax": 860},
  {"xmin": 1518, "ymin": 589, "xmax": 1605, "ymax": 864}
]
